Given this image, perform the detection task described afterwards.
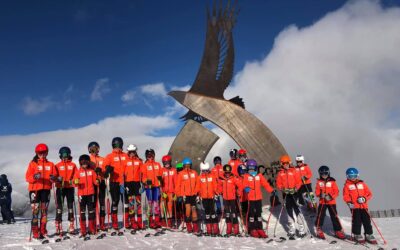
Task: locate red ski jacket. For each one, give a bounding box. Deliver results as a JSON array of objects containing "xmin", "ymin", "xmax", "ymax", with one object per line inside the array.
[
  {"xmin": 343, "ymin": 179, "xmax": 372, "ymax": 209},
  {"xmin": 242, "ymin": 173, "xmax": 273, "ymax": 201},
  {"xmin": 295, "ymin": 164, "xmax": 313, "ymax": 185},
  {"xmin": 124, "ymin": 156, "xmax": 143, "ymax": 182},
  {"xmin": 141, "ymin": 160, "xmax": 163, "ymax": 187},
  {"xmin": 74, "ymin": 167, "xmax": 98, "ymax": 196},
  {"xmin": 90, "ymin": 154, "xmax": 105, "ymax": 180},
  {"xmin": 218, "ymin": 175, "xmax": 242, "ymax": 200},
  {"xmin": 162, "ymin": 167, "xmax": 177, "ymax": 194},
  {"xmin": 25, "ymin": 158, "xmax": 56, "ymax": 191},
  {"xmin": 55, "ymin": 159, "xmax": 77, "ymax": 188},
  {"xmin": 176, "ymin": 169, "xmax": 198, "ymax": 197},
  {"xmin": 228, "ymin": 159, "xmax": 242, "ymax": 177},
  {"xmin": 315, "ymin": 177, "xmax": 339, "ymax": 205},
  {"xmin": 103, "ymin": 150, "xmax": 128, "ymax": 184},
  {"xmin": 276, "ymin": 168, "xmax": 302, "ymax": 191},
  {"xmin": 196, "ymin": 172, "xmax": 218, "ymax": 199}
]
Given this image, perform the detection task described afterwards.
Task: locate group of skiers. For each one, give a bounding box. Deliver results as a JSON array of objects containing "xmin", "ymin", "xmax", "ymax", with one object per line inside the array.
[{"xmin": 24, "ymin": 137, "xmax": 378, "ymax": 245}]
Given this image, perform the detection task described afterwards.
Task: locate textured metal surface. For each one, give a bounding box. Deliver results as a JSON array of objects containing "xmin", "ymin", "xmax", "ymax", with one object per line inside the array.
[
  {"xmin": 169, "ymin": 91, "xmax": 288, "ymax": 166},
  {"xmin": 168, "ymin": 120, "xmax": 219, "ymax": 172}
]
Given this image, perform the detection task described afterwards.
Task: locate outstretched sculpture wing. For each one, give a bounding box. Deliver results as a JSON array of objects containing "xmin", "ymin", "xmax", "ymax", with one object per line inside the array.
[{"xmin": 189, "ymin": 0, "xmax": 238, "ymax": 98}]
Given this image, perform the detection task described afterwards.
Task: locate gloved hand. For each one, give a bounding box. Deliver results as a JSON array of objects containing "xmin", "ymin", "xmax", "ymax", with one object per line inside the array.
[
  {"xmin": 146, "ymin": 179, "xmax": 152, "ymax": 187},
  {"xmin": 173, "ymin": 194, "xmax": 177, "ymax": 201},
  {"xmin": 244, "ymin": 187, "xmax": 251, "ymax": 193},
  {"xmin": 357, "ymin": 196, "xmax": 366, "ymax": 204},
  {"xmin": 196, "ymin": 196, "xmax": 201, "ymax": 203},
  {"xmin": 301, "ymin": 176, "xmax": 308, "ymax": 182},
  {"xmin": 177, "ymin": 196, "xmax": 183, "ymax": 202},
  {"xmin": 74, "ymin": 179, "xmax": 79, "ymax": 185},
  {"xmin": 157, "ymin": 176, "xmax": 163, "ymax": 185},
  {"xmin": 162, "ymin": 192, "xmax": 168, "ymax": 199},
  {"xmin": 213, "ymin": 194, "xmax": 219, "ymax": 201},
  {"xmin": 34, "ymin": 173, "xmax": 41, "ymax": 180},
  {"xmin": 347, "ymin": 202, "xmax": 354, "ymax": 209},
  {"xmin": 95, "ymin": 167, "xmax": 102, "ymax": 175},
  {"xmin": 271, "ymin": 190, "xmax": 277, "ymax": 196},
  {"xmin": 104, "ymin": 165, "xmax": 113, "ymax": 178},
  {"xmin": 119, "ymin": 184, "xmax": 125, "ymax": 194},
  {"xmin": 49, "ymin": 174, "xmax": 57, "ymax": 182},
  {"xmin": 324, "ymin": 194, "xmax": 332, "ymax": 201},
  {"xmin": 56, "ymin": 176, "xmax": 63, "ymax": 182},
  {"xmin": 284, "ymin": 188, "xmax": 295, "ymax": 194}
]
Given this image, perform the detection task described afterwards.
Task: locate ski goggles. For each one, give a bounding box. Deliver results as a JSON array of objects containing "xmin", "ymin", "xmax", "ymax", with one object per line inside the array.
[
  {"xmin": 320, "ymin": 171, "xmax": 329, "ymax": 176},
  {"xmin": 346, "ymin": 173, "xmax": 359, "ymax": 180}
]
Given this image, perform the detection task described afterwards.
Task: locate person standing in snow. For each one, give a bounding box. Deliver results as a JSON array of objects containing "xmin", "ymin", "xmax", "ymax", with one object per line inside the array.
[
  {"xmin": 242, "ymin": 159, "xmax": 273, "ymax": 238},
  {"xmin": 314, "ymin": 165, "xmax": 345, "ymax": 240},
  {"xmin": 73, "ymin": 154, "xmax": 99, "ymax": 239},
  {"xmin": 236, "ymin": 164, "xmax": 248, "ymax": 217},
  {"xmin": 294, "ymin": 155, "xmax": 315, "ymax": 210},
  {"xmin": 88, "ymin": 141, "xmax": 107, "ymax": 232},
  {"xmin": 343, "ymin": 167, "xmax": 377, "ymax": 244},
  {"xmin": 0, "ymin": 174, "xmax": 13, "ymax": 224},
  {"xmin": 123, "ymin": 144, "xmax": 144, "ymax": 230},
  {"xmin": 175, "ymin": 158, "xmax": 199, "ymax": 234},
  {"xmin": 211, "ymin": 156, "xmax": 223, "ymax": 217},
  {"xmin": 103, "ymin": 137, "xmax": 128, "ymax": 234},
  {"xmin": 25, "ymin": 143, "xmax": 56, "ymax": 240},
  {"xmin": 276, "ymin": 155, "xmax": 306, "ymax": 238},
  {"xmin": 54, "ymin": 147, "xmax": 77, "ymax": 235},
  {"xmin": 160, "ymin": 155, "xmax": 177, "ymax": 228}
]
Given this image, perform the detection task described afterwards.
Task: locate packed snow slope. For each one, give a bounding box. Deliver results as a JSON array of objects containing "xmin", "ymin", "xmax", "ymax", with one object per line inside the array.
[{"xmin": 0, "ymin": 207, "xmax": 398, "ymax": 250}]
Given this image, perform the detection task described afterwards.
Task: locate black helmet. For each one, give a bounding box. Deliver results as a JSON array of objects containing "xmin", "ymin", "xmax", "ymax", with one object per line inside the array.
[
  {"xmin": 213, "ymin": 156, "xmax": 222, "ymax": 165},
  {"xmin": 59, "ymin": 146, "xmax": 71, "ymax": 159},
  {"xmin": 88, "ymin": 141, "xmax": 100, "ymax": 151},
  {"xmin": 79, "ymin": 154, "xmax": 91, "ymax": 165},
  {"xmin": 112, "ymin": 137, "xmax": 123, "ymax": 149},
  {"xmin": 229, "ymin": 149, "xmax": 238, "ymax": 159},
  {"xmin": 223, "ymin": 164, "xmax": 232, "ymax": 173},
  {"xmin": 0, "ymin": 174, "xmax": 6, "ymax": 180},
  {"xmin": 145, "ymin": 148, "xmax": 155, "ymax": 158},
  {"xmin": 318, "ymin": 165, "xmax": 330, "ymax": 177}
]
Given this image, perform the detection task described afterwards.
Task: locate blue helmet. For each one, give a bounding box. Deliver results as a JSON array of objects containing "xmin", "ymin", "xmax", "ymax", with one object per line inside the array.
[
  {"xmin": 246, "ymin": 159, "xmax": 258, "ymax": 171},
  {"xmin": 237, "ymin": 164, "xmax": 247, "ymax": 175},
  {"xmin": 346, "ymin": 167, "xmax": 359, "ymax": 180},
  {"xmin": 182, "ymin": 157, "xmax": 192, "ymax": 166}
]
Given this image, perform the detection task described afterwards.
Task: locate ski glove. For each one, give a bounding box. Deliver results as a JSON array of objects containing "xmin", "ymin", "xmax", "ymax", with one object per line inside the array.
[
  {"xmin": 56, "ymin": 176, "xmax": 63, "ymax": 182},
  {"xmin": 104, "ymin": 165, "xmax": 113, "ymax": 178},
  {"xmin": 301, "ymin": 176, "xmax": 308, "ymax": 182},
  {"xmin": 146, "ymin": 179, "xmax": 152, "ymax": 187},
  {"xmin": 95, "ymin": 167, "xmax": 102, "ymax": 175},
  {"xmin": 244, "ymin": 187, "xmax": 251, "ymax": 193},
  {"xmin": 177, "ymin": 196, "xmax": 183, "ymax": 202},
  {"xmin": 157, "ymin": 176, "xmax": 163, "ymax": 185},
  {"xmin": 119, "ymin": 184, "xmax": 125, "ymax": 194},
  {"xmin": 162, "ymin": 192, "xmax": 168, "ymax": 199},
  {"xmin": 271, "ymin": 190, "xmax": 278, "ymax": 196},
  {"xmin": 347, "ymin": 202, "xmax": 354, "ymax": 209},
  {"xmin": 357, "ymin": 196, "xmax": 366, "ymax": 204},
  {"xmin": 49, "ymin": 174, "xmax": 57, "ymax": 182},
  {"xmin": 283, "ymin": 188, "xmax": 296, "ymax": 195},
  {"xmin": 196, "ymin": 196, "xmax": 201, "ymax": 203},
  {"xmin": 213, "ymin": 194, "xmax": 219, "ymax": 201},
  {"xmin": 324, "ymin": 194, "xmax": 333, "ymax": 201},
  {"xmin": 173, "ymin": 194, "xmax": 177, "ymax": 201},
  {"xmin": 33, "ymin": 173, "xmax": 41, "ymax": 180},
  {"xmin": 74, "ymin": 179, "xmax": 79, "ymax": 185}
]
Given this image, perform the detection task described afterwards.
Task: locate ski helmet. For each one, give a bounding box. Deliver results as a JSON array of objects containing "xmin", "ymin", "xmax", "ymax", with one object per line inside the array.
[
  {"xmin": 182, "ymin": 157, "xmax": 192, "ymax": 166},
  {"xmin": 162, "ymin": 155, "xmax": 172, "ymax": 167},
  {"xmin": 280, "ymin": 155, "xmax": 291, "ymax": 164},
  {"xmin": 145, "ymin": 148, "xmax": 155, "ymax": 159},
  {"xmin": 238, "ymin": 149, "xmax": 247, "ymax": 156},
  {"xmin": 79, "ymin": 154, "xmax": 91, "ymax": 166},
  {"xmin": 295, "ymin": 155, "xmax": 305, "ymax": 162},
  {"xmin": 111, "ymin": 137, "xmax": 123, "ymax": 149},
  {"xmin": 223, "ymin": 164, "xmax": 232, "ymax": 173},
  {"xmin": 237, "ymin": 164, "xmax": 247, "ymax": 175},
  {"xmin": 346, "ymin": 167, "xmax": 359, "ymax": 180},
  {"xmin": 229, "ymin": 149, "xmax": 238, "ymax": 159},
  {"xmin": 59, "ymin": 146, "xmax": 71, "ymax": 159},
  {"xmin": 246, "ymin": 159, "xmax": 258, "ymax": 171},
  {"xmin": 88, "ymin": 141, "xmax": 100, "ymax": 154},
  {"xmin": 213, "ymin": 156, "xmax": 222, "ymax": 165},
  {"xmin": 318, "ymin": 165, "xmax": 330, "ymax": 177},
  {"xmin": 127, "ymin": 144, "xmax": 137, "ymax": 152},
  {"xmin": 176, "ymin": 162, "xmax": 183, "ymax": 171},
  {"xmin": 200, "ymin": 162, "xmax": 210, "ymax": 171},
  {"xmin": 35, "ymin": 143, "xmax": 48, "ymax": 154}
]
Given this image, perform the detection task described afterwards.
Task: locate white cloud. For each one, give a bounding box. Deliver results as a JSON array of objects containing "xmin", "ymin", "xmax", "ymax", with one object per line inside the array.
[
  {"xmin": 20, "ymin": 96, "xmax": 54, "ymax": 115},
  {"xmin": 210, "ymin": 0, "xmax": 400, "ymax": 213},
  {"xmin": 140, "ymin": 82, "xmax": 167, "ymax": 99},
  {"xmin": 121, "ymin": 90, "xmax": 136, "ymax": 104},
  {"xmin": 91, "ymin": 78, "xmax": 111, "ymax": 101},
  {"xmin": 0, "ymin": 114, "xmax": 176, "ymax": 216}
]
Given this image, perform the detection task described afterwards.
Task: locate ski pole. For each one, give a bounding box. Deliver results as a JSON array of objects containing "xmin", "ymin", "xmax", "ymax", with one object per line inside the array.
[
  {"xmin": 74, "ymin": 191, "xmax": 79, "ymax": 232},
  {"xmin": 265, "ymin": 192, "xmax": 277, "ymax": 234},
  {"xmin": 301, "ymin": 179, "xmax": 317, "ymax": 209},
  {"xmin": 363, "ymin": 205, "xmax": 387, "ymax": 245},
  {"xmin": 235, "ymin": 198, "xmax": 246, "ymax": 235},
  {"xmin": 273, "ymin": 194, "xmax": 287, "ymax": 237},
  {"xmin": 315, "ymin": 203, "xmax": 324, "ymax": 229},
  {"xmin": 105, "ymin": 178, "xmax": 111, "ymax": 229},
  {"xmin": 173, "ymin": 198, "xmax": 177, "ymax": 228}
]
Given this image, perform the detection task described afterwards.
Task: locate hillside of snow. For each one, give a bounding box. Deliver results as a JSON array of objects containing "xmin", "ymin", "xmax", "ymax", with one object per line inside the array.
[{"xmin": 0, "ymin": 205, "xmax": 398, "ymax": 250}]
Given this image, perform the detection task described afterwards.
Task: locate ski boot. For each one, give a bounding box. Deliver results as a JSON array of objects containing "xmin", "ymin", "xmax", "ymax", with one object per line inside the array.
[
  {"xmin": 365, "ymin": 234, "xmax": 378, "ymax": 244},
  {"xmin": 250, "ymin": 229, "xmax": 260, "ymax": 238},
  {"xmin": 316, "ymin": 227, "xmax": 325, "ymax": 239},
  {"xmin": 353, "ymin": 234, "xmax": 365, "ymax": 244},
  {"xmin": 335, "ymin": 230, "xmax": 346, "ymax": 240},
  {"xmin": 257, "ymin": 229, "xmax": 268, "ymax": 238}
]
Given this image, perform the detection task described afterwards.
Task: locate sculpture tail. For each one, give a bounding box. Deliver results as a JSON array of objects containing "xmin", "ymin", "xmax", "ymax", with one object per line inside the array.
[{"xmin": 229, "ymin": 96, "xmax": 245, "ymax": 109}]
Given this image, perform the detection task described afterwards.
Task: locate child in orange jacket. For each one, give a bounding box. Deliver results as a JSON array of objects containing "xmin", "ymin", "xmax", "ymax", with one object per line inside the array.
[
  {"xmin": 196, "ymin": 162, "xmax": 219, "ymax": 236},
  {"xmin": 276, "ymin": 155, "xmax": 304, "ymax": 238},
  {"xmin": 242, "ymin": 159, "xmax": 273, "ymax": 238},
  {"xmin": 160, "ymin": 155, "xmax": 177, "ymax": 228},
  {"xmin": 25, "ymin": 143, "xmax": 56, "ymax": 240},
  {"xmin": 73, "ymin": 155, "xmax": 99, "ymax": 239},
  {"xmin": 314, "ymin": 166, "xmax": 345, "ymax": 240},
  {"xmin": 218, "ymin": 164, "xmax": 242, "ymax": 236},
  {"xmin": 343, "ymin": 167, "xmax": 376, "ymax": 244}
]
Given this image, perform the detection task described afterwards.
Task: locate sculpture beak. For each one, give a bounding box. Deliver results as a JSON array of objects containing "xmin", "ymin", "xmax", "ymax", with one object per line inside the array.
[{"xmin": 168, "ymin": 90, "xmax": 187, "ymax": 104}]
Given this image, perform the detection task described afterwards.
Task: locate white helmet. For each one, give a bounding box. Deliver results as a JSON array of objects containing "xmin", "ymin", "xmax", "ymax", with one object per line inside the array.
[
  {"xmin": 200, "ymin": 162, "xmax": 210, "ymax": 171},
  {"xmin": 295, "ymin": 155, "xmax": 305, "ymax": 162},
  {"xmin": 127, "ymin": 144, "xmax": 137, "ymax": 152}
]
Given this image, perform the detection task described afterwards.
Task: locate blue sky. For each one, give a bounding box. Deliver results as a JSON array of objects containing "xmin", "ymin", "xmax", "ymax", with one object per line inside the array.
[{"xmin": 1, "ymin": 0, "xmax": 395, "ymax": 135}]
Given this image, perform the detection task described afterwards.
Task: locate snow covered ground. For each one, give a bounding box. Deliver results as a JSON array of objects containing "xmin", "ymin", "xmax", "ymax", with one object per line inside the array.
[{"xmin": 0, "ymin": 206, "xmax": 398, "ymax": 250}]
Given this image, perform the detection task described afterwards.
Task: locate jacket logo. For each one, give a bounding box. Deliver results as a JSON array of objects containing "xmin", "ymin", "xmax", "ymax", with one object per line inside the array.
[
  {"xmin": 169, "ymin": 171, "xmax": 174, "ymax": 175},
  {"xmin": 255, "ymin": 176, "xmax": 260, "ymax": 180},
  {"xmin": 38, "ymin": 165, "xmax": 43, "ymax": 170},
  {"xmin": 326, "ymin": 182, "xmax": 332, "ymax": 187},
  {"xmin": 87, "ymin": 171, "xmax": 92, "ymax": 176},
  {"xmin": 301, "ymin": 167, "xmax": 305, "ymax": 170},
  {"xmin": 319, "ymin": 182, "xmax": 325, "ymax": 187},
  {"xmin": 348, "ymin": 184, "xmax": 356, "ymax": 190},
  {"xmin": 207, "ymin": 177, "xmax": 213, "ymax": 182},
  {"xmin": 248, "ymin": 177, "xmax": 253, "ymax": 181},
  {"xmin": 147, "ymin": 166, "xmax": 153, "ymax": 170},
  {"xmin": 68, "ymin": 165, "xmax": 73, "ymax": 170},
  {"xmin": 80, "ymin": 172, "xmax": 86, "ymax": 177},
  {"xmin": 190, "ymin": 174, "xmax": 195, "ymax": 178},
  {"xmin": 45, "ymin": 166, "xmax": 51, "ymax": 171},
  {"xmin": 356, "ymin": 184, "xmax": 364, "ymax": 189},
  {"xmin": 201, "ymin": 178, "xmax": 206, "ymax": 182},
  {"xmin": 60, "ymin": 166, "xmax": 65, "ymax": 170},
  {"xmin": 114, "ymin": 157, "xmax": 119, "ymax": 161},
  {"xmin": 134, "ymin": 162, "xmax": 139, "ymax": 166},
  {"xmin": 127, "ymin": 162, "xmax": 132, "ymax": 166},
  {"xmin": 99, "ymin": 161, "xmax": 103, "ymax": 165},
  {"xmin": 154, "ymin": 165, "xmax": 159, "ymax": 170},
  {"xmin": 121, "ymin": 157, "xmax": 126, "ymax": 161},
  {"xmin": 183, "ymin": 175, "xmax": 188, "ymax": 180}
]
